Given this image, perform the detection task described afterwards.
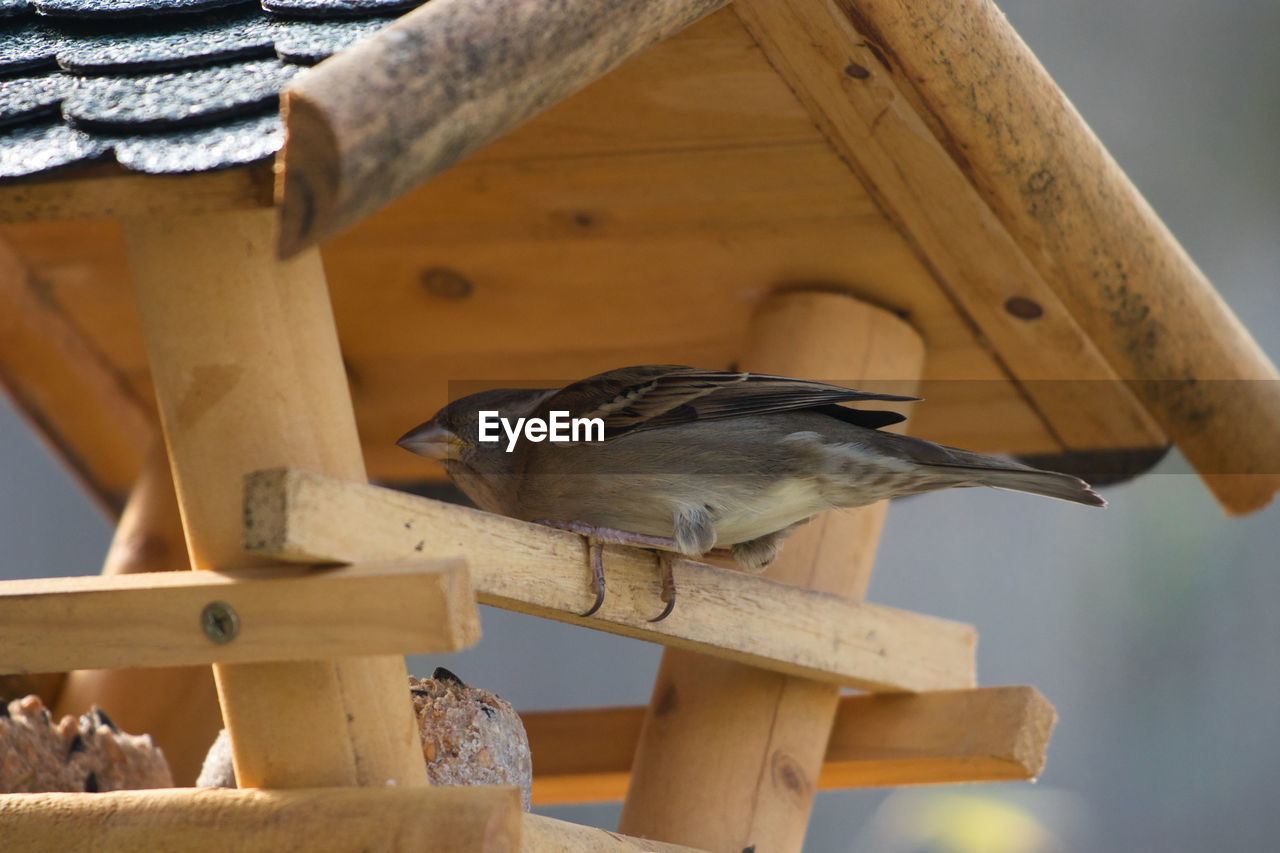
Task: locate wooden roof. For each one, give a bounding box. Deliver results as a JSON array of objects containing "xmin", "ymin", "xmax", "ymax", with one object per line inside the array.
[{"xmin": 1, "ymin": 1, "xmax": 1277, "ymax": 514}]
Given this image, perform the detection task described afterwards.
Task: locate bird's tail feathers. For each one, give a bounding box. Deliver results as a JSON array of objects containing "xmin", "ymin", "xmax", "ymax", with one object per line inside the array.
[{"xmin": 929, "ymin": 462, "xmax": 1106, "ymax": 507}]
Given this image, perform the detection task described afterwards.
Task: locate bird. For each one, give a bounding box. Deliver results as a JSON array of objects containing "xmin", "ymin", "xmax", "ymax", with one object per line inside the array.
[{"xmin": 397, "ymin": 365, "xmax": 1104, "ymax": 621}]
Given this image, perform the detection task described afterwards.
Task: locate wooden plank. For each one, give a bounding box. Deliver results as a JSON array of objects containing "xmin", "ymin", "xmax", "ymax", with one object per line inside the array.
[
  {"xmin": 244, "ymin": 468, "xmax": 977, "ymax": 693},
  {"xmin": 277, "ymin": 0, "xmax": 731, "ymax": 253},
  {"xmin": 0, "ymin": 560, "xmax": 479, "ymax": 675},
  {"xmin": 618, "ymin": 293, "xmax": 920, "ymax": 851},
  {"xmin": 524, "ymin": 687, "xmax": 1056, "ymax": 804},
  {"xmin": 522, "ymin": 814, "xmax": 706, "ymax": 852},
  {"xmin": 733, "ymin": 1, "xmax": 1166, "ymax": 455},
  {"xmin": 122, "ymin": 207, "xmax": 428, "ymax": 789},
  {"xmin": 0, "ymin": 162, "xmax": 271, "ymax": 224},
  {"xmin": 0, "ymin": 786, "xmax": 521, "ymax": 852},
  {"xmin": 737, "ymin": 0, "xmax": 1279, "ymax": 511},
  {"xmin": 53, "ymin": 444, "xmax": 222, "ymax": 787},
  {"xmin": 821, "ymin": 685, "xmax": 1056, "ymax": 788}
]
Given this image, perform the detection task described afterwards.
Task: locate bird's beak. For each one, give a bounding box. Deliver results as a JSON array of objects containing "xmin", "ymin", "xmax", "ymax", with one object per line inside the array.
[{"xmin": 396, "ymin": 421, "xmax": 465, "ymax": 461}]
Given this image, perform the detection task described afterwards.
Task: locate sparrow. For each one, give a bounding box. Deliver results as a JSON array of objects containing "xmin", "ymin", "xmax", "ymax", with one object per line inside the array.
[{"xmin": 398, "ymin": 365, "xmax": 1104, "ymax": 621}]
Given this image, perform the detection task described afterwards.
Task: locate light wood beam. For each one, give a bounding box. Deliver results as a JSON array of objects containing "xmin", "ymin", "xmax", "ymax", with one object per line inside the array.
[
  {"xmin": 524, "ymin": 686, "xmax": 1056, "ymax": 805},
  {"xmin": 243, "ymin": 468, "xmax": 976, "ymax": 693},
  {"xmin": 619, "ymin": 291, "xmax": 923, "ymax": 851},
  {"xmin": 0, "ymin": 560, "xmax": 478, "ymax": 676},
  {"xmin": 278, "ymin": 0, "xmax": 731, "ymax": 254},
  {"xmin": 122, "ymin": 207, "xmax": 428, "ymax": 788},
  {"xmin": 734, "ymin": 0, "xmax": 1279, "ymax": 513},
  {"xmin": 0, "ymin": 787, "xmax": 521, "ymax": 852}
]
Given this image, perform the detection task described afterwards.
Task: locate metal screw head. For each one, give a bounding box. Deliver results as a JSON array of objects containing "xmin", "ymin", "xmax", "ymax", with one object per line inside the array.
[{"xmin": 201, "ymin": 601, "xmax": 239, "ymax": 644}]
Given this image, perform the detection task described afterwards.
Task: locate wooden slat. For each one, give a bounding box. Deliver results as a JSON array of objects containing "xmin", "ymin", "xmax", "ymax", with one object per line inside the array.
[
  {"xmin": 244, "ymin": 468, "xmax": 977, "ymax": 693},
  {"xmin": 0, "ymin": 560, "xmax": 479, "ymax": 675},
  {"xmin": 524, "ymin": 687, "xmax": 1056, "ymax": 804},
  {"xmin": 0, "ymin": 162, "xmax": 272, "ymax": 224},
  {"xmin": 0, "ymin": 786, "xmax": 521, "ymax": 852},
  {"xmin": 739, "ymin": 0, "xmax": 1278, "ymax": 511}
]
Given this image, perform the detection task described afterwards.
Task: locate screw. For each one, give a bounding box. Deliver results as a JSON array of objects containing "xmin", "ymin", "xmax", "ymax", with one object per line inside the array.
[{"xmin": 201, "ymin": 601, "xmax": 239, "ymax": 644}]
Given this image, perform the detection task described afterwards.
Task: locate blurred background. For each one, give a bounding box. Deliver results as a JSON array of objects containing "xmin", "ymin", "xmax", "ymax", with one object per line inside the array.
[{"xmin": 2, "ymin": 0, "xmax": 1276, "ymax": 850}]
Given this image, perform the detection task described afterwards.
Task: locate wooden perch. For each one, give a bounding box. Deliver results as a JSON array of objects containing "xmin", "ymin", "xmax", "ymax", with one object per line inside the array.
[
  {"xmin": 734, "ymin": 0, "xmax": 1280, "ymax": 513},
  {"xmin": 277, "ymin": 0, "xmax": 730, "ymax": 255},
  {"xmin": 244, "ymin": 469, "xmax": 976, "ymax": 693},
  {"xmin": 0, "ymin": 786, "xmax": 522, "ymax": 852},
  {"xmin": 0, "ymin": 560, "xmax": 478, "ymax": 675},
  {"xmin": 525, "ymin": 686, "xmax": 1056, "ymax": 804}
]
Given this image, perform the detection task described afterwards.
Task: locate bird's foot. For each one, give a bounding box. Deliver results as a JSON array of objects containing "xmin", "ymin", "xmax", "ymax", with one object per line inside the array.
[
  {"xmin": 534, "ymin": 520, "xmax": 682, "ymax": 620},
  {"xmin": 582, "ymin": 539, "xmax": 606, "ymax": 618},
  {"xmin": 648, "ymin": 551, "xmax": 677, "ymax": 623}
]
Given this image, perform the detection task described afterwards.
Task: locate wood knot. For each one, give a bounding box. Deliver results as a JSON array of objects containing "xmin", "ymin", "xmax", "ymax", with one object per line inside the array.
[
  {"xmin": 1004, "ymin": 296, "xmax": 1044, "ymax": 320},
  {"xmin": 770, "ymin": 750, "xmax": 812, "ymax": 800},
  {"xmin": 843, "ymin": 61, "xmax": 870, "ymax": 79},
  {"xmin": 653, "ymin": 682, "xmax": 678, "ymax": 718},
  {"xmin": 420, "ymin": 267, "xmax": 473, "ymax": 300}
]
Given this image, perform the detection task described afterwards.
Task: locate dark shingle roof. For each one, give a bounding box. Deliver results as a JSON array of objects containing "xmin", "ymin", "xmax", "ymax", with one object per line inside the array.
[{"xmin": 0, "ymin": 0, "xmax": 423, "ymax": 181}]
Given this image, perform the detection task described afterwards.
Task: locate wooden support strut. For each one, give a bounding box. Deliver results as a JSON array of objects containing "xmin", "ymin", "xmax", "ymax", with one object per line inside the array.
[
  {"xmin": 52, "ymin": 443, "xmax": 222, "ymax": 787},
  {"xmin": 619, "ymin": 291, "xmax": 926, "ymax": 851},
  {"xmin": 276, "ymin": 0, "xmax": 731, "ymax": 255},
  {"xmin": 120, "ymin": 208, "xmax": 428, "ymax": 788}
]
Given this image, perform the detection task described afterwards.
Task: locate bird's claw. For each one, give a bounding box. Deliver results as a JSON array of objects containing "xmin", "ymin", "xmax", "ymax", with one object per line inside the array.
[
  {"xmin": 578, "ymin": 540, "xmax": 606, "ymax": 617},
  {"xmin": 648, "ymin": 553, "xmax": 677, "ymax": 623},
  {"xmin": 537, "ymin": 520, "xmax": 680, "ymax": 621}
]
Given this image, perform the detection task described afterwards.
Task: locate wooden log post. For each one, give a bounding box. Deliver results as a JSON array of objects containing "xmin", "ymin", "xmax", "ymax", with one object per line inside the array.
[
  {"xmin": 120, "ymin": 208, "xmax": 427, "ymax": 788},
  {"xmin": 733, "ymin": 0, "xmax": 1280, "ymax": 514},
  {"xmin": 618, "ymin": 291, "xmax": 925, "ymax": 851},
  {"xmin": 53, "ymin": 444, "xmax": 222, "ymax": 786}
]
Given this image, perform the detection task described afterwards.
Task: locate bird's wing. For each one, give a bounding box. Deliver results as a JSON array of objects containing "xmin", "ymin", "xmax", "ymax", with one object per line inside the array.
[{"xmin": 539, "ymin": 365, "xmax": 919, "ymax": 439}]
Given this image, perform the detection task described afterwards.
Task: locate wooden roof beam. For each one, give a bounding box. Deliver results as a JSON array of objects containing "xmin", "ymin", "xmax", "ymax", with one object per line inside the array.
[
  {"xmin": 734, "ymin": 0, "xmax": 1280, "ymax": 513},
  {"xmin": 277, "ymin": 0, "xmax": 731, "ymax": 255}
]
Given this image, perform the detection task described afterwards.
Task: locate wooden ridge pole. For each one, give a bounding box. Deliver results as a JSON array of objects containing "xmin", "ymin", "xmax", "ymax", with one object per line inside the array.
[
  {"xmin": 53, "ymin": 443, "xmax": 221, "ymax": 786},
  {"xmin": 619, "ymin": 291, "xmax": 925, "ymax": 851},
  {"xmin": 120, "ymin": 208, "xmax": 427, "ymax": 788},
  {"xmin": 276, "ymin": 0, "xmax": 730, "ymax": 256},
  {"xmin": 734, "ymin": 0, "xmax": 1280, "ymax": 514}
]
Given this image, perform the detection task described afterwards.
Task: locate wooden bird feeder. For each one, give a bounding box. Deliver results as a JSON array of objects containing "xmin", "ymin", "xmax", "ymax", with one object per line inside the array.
[{"xmin": 2, "ymin": 0, "xmax": 1277, "ymax": 850}]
